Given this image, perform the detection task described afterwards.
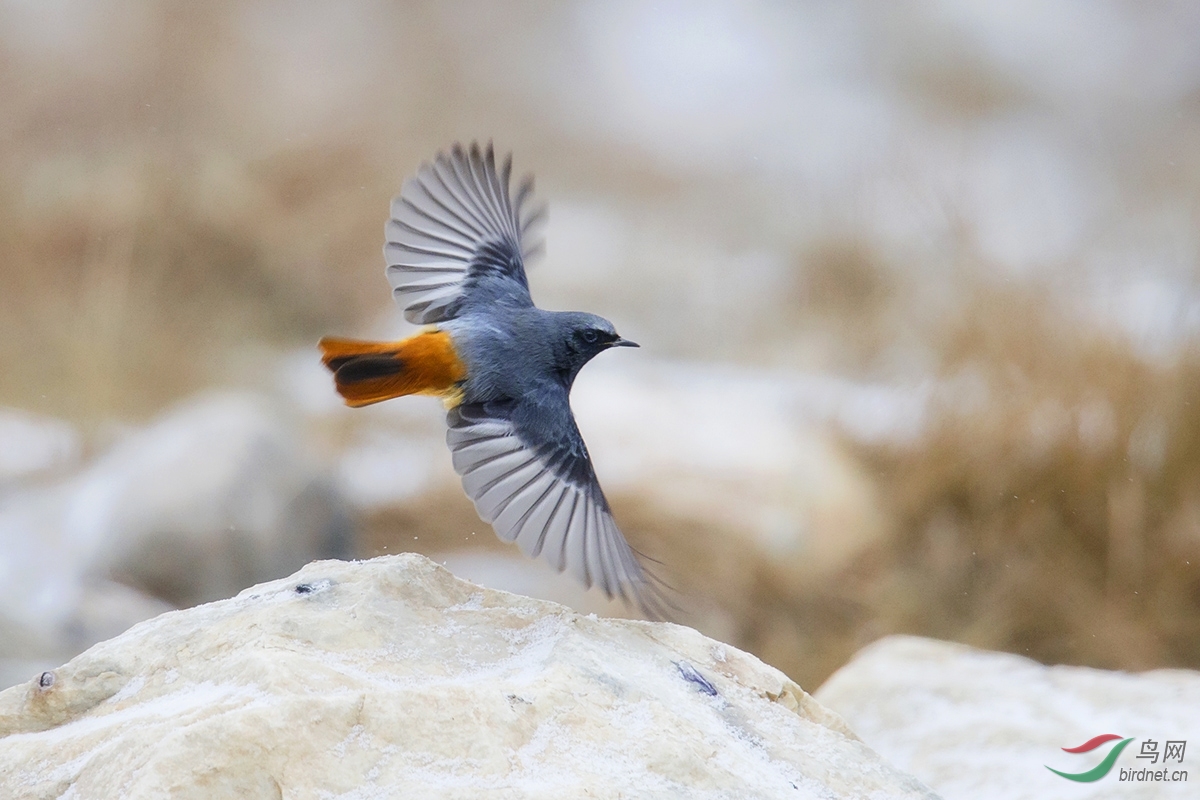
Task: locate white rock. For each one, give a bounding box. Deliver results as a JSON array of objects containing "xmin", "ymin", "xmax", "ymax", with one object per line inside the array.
[
  {"xmin": 0, "ymin": 555, "xmax": 935, "ymax": 799},
  {"xmin": 815, "ymin": 636, "xmax": 1200, "ymax": 800}
]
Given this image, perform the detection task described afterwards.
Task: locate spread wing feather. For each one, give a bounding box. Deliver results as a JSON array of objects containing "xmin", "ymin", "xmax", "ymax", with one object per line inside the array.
[
  {"xmin": 385, "ymin": 142, "xmax": 545, "ymax": 324},
  {"xmin": 446, "ymin": 399, "xmax": 670, "ymax": 619}
]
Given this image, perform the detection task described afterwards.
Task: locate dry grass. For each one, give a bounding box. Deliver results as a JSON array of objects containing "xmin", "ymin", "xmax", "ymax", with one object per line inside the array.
[
  {"xmin": 0, "ymin": 146, "xmax": 390, "ymax": 428},
  {"xmin": 858, "ymin": 285, "xmax": 1200, "ymax": 671}
]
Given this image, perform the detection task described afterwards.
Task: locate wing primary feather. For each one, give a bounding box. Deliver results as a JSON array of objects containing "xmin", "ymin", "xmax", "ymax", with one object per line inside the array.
[
  {"xmin": 590, "ymin": 509, "xmax": 610, "ymax": 599},
  {"xmin": 582, "ymin": 502, "xmax": 598, "ymax": 590},
  {"xmin": 587, "ymin": 503, "xmax": 610, "ymax": 596},
  {"xmin": 454, "ymin": 440, "xmax": 521, "ymax": 473},
  {"xmin": 603, "ymin": 517, "xmax": 632, "ymax": 604},
  {"xmin": 555, "ymin": 490, "xmax": 581, "ymax": 573},
  {"xmin": 473, "ymin": 455, "xmax": 537, "ymax": 498},
  {"xmin": 452, "ymin": 421, "xmax": 513, "ymax": 442},
  {"xmin": 444, "ymin": 147, "xmax": 496, "ymax": 235},
  {"xmin": 476, "ymin": 460, "xmax": 542, "ymax": 522},
  {"xmin": 447, "ymin": 420, "xmax": 508, "ymax": 443},
  {"xmin": 470, "ymin": 143, "xmax": 505, "ymax": 237},
  {"xmin": 475, "ymin": 143, "xmax": 507, "ymax": 228},
  {"xmin": 628, "ymin": 548, "xmax": 675, "ymax": 620},
  {"xmin": 394, "ymin": 280, "xmax": 460, "ymax": 295},
  {"xmin": 481, "ymin": 143, "xmax": 517, "ymax": 243},
  {"xmin": 450, "ymin": 424, "xmax": 508, "ymax": 444},
  {"xmin": 619, "ymin": 542, "xmax": 647, "ymax": 603},
  {"xmin": 412, "ymin": 172, "xmax": 487, "ymax": 241},
  {"xmin": 384, "ymin": 261, "xmax": 464, "ymax": 275},
  {"xmin": 509, "ymin": 476, "xmax": 557, "ymax": 535},
  {"xmin": 600, "ymin": 515, "xmax": 626, "ymax": 601},
  {"xmin": 547, "ymin": 487, "xmax": 581, "ymax": 570},
  {"xmin": 513, "ymin": 176, "xmax": 534, "ymax": 216},
  {"xmin": 486, "ymin": 464, "xmax": 548, "ymax": 525},
  {"xmin": 391, "ymin": 197, "xmax": 479, "ymax": 245},
  {"xmin": 412, "ymin": 174, "xmax": 489, "ymax": 239},
  {"xmin": 388, "ymin": 218, "xmax": 475, "ymax": 252},
  {"xmin": 513, "ymin": 481, "xmax": 561, "ymax": 557},
  {"xmin": 391, "ymin": 242, "xmax": 473, "ymax": 260},
  {"xmin": 589, "ymin": 505, "xmax": 669, "ymax": 618},
  {"xmin": 463, "ymin": 143, "xmax": 492, "ymax": 220},
  {"xmin": 434, "ymin": 154, "xmax": 493, "ymax": 236},
  {"xmin": 458, "ymin": 436, "xmax": 525, "ymax": 468},
  {"xmin": 563, "ymin": 493, "xmax": 590, "ymax": 588},
  {"xmin": 520, "ymin": 201, "xmax": 547, "ymax": 232},
  {"xmin": 490, "ymin": 467, "xmax": 549, "ymax": 523},
  {"xmin": 385, "ymin": 252, "xmax": 465, "ymax": 273},
  {"xmin": 451, "ymin": 437, "xmax": 518, "ymax": 470},
  {"xmin": 520, "ymin": 203, "xmax": 548, "ymax": 261},
  {"xmin": 400, "ymin": 191, "xmax": 485, "ymax": 240},
  {"xmin": 529, "ymin": 486, "xmax": 569, "ymax": 559},
  {"xmin": 590, "ymin": 503, "xmax": 607, "ymax": 592},
  {"xmin": 462, "ymin": 449, "xmax": 531, "ymax": 506},
  {"xmin": 500, "ymin": 153, "xmax": 515, "ymax": 230},
  {"xmin": 389, "ymin": 251, "xmax": 465, "ymax": 268}
]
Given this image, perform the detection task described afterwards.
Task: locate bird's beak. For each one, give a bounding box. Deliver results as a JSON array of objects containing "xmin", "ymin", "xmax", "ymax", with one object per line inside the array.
[{"xmin": 612, "ymin": 337, "xmax": 639, "ymax": 348}]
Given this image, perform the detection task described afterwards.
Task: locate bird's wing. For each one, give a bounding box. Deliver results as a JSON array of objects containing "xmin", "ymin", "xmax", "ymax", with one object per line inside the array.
[
  {"xmin": 385, "ymin": 142, "xmax": 544, "ymax": 324},
  {"xmin": 446, "ymin": 395, "xmax": 670, "ymax": 619}
]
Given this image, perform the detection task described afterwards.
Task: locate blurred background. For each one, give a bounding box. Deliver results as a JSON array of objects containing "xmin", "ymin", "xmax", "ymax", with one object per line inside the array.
[{"xmin": 2, "ymin": 0, "xmax": 1200, "ymax": 692}]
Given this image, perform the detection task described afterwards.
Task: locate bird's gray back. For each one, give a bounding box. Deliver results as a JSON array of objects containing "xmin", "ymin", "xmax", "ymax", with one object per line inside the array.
[{"xmin": 444, "ymin": 306, "xmax": 564, "ymax": 403}]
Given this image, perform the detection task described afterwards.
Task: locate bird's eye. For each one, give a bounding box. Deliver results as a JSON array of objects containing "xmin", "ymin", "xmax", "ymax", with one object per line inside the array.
[{"xmin": 581, "ymin": 329, "xmax": 599, "ymax": 344}]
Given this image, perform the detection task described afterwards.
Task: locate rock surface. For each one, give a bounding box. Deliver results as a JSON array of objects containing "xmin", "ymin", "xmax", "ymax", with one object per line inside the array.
[
  {"xmin": 816, "ymin": 636, "xmax": 1200, "ymax": 800},
  {"xmin": 0, "ymin": 554, "xmax": 934, "ymax": 799}
]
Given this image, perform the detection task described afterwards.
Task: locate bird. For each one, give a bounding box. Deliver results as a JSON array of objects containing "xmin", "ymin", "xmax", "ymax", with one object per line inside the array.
[{"xmin": 318, "ymin": 142, "xmax": 669, "ymax": 618}]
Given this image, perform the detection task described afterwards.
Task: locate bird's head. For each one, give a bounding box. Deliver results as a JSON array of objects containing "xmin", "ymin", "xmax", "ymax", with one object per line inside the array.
[{"xmin": 554, "ymin": 312, "xmax": 638, "ymax": 384}]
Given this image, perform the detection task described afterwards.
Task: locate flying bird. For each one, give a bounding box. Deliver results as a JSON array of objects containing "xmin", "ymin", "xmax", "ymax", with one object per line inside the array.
[{"xmin": 319, "ymin": 142, "xmax": 668, "ymax": 617}]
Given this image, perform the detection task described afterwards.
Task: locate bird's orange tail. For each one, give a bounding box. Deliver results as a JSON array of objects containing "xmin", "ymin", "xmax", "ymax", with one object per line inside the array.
[{"xmin": 318, "ymin": 331, "xmax": 467, "ymax": 408}]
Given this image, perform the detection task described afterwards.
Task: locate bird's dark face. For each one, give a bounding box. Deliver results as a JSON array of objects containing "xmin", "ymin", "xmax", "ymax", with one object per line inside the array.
[{"xmin": 555, "ymin": 312, "xmax": 638, "ymax": 384}]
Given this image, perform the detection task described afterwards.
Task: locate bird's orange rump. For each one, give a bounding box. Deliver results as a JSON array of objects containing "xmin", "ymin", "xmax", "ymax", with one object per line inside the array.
[{"xmin": 318, "ymin": 330, "xmax": 467, "ymax": 408}]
